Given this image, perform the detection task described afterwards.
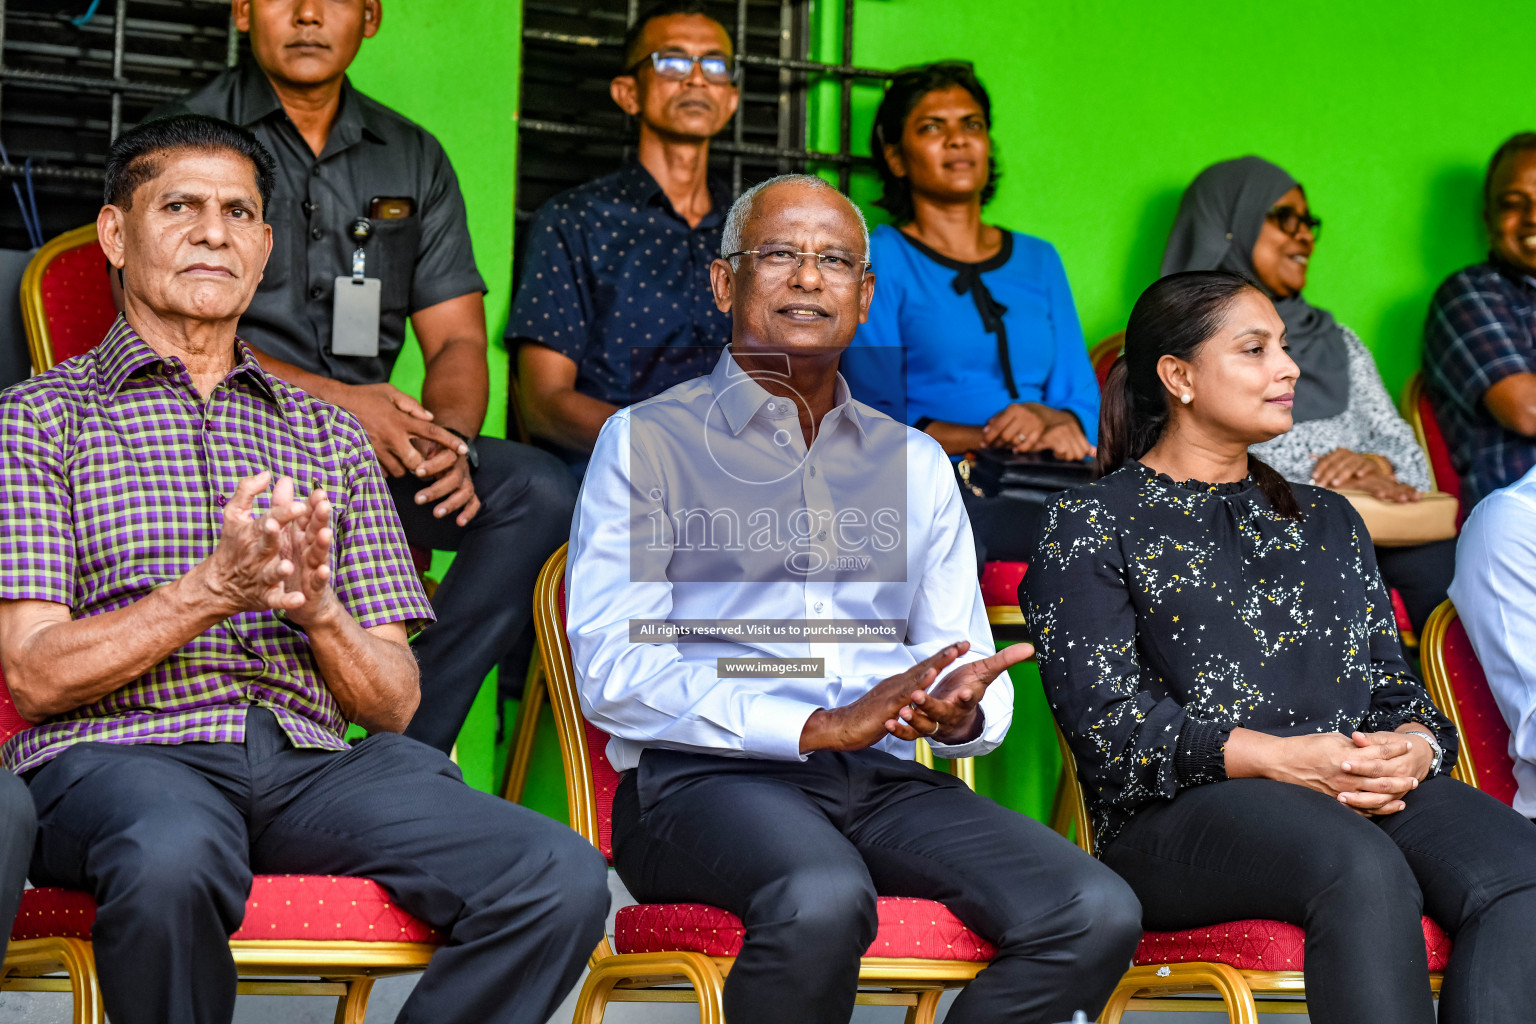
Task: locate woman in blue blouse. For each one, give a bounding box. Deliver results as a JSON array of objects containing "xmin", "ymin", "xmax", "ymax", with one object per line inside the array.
[{"xmin": 840, "ymin": 61, "xmax": 1100, "ymax": 563}]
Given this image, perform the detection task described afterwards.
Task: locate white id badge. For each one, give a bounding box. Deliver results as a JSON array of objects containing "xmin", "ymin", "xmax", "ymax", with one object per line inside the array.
[{"xmin": 331, "ymin": 276, "xmax": 382, "ymax": 357}]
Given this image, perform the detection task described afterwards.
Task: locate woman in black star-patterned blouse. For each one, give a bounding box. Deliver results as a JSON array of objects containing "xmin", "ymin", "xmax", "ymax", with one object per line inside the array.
[{"xmin": 1025, "ymin": 270, "xmax": 1536, "ymax": 1024}]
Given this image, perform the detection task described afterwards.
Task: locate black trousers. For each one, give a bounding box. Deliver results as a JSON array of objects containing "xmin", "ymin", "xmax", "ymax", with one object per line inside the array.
[
  {"xmin": 612, "ymin": 748, "xmax": 1142, "ymax": 1024},
  {"xmin": 1374, "ymin": 537, "xmax": 1457, "ymax": 635},
  {"xmin": 0, "ymin": 768, "xmax": 35, "ymax": 962},
  {"xmin": 392, "ymin": 435, "xmax": 577, "ymax": 751},
  {"xmin": 959, "ymin": 488, "xmax": 1044, "ymax": 568},
  {"xmin": 25, "ymin": 709, "xmax": 609, "ymax": 1024},
  {"xmin": 1102, "ymin": 775, "xmax": 1536, "ymax": 1024}
]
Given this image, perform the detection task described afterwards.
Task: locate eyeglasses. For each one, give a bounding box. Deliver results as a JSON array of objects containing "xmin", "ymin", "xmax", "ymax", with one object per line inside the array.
[
  {"xmin": 722, "ymin": 246, "xmax": 872, "ymax": 282},
  {"xmin": 629, "ymin": 50, "xmax": 737, "ymax": 84},
  {"xmin": 1267, "ymin": 205, "xmax": 1322, "ymax": 240}
]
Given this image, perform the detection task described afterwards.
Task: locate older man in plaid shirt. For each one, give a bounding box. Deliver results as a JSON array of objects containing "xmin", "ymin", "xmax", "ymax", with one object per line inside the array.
[{"xmin": 0, "ymin": 114, "xmax": 606, "ymax": 1024}]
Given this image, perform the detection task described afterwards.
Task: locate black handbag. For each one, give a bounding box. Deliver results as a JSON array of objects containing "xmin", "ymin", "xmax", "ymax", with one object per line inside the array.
[{"xmin": 956, "ymin": 449, "xmax": 1095, "ymax": 505}]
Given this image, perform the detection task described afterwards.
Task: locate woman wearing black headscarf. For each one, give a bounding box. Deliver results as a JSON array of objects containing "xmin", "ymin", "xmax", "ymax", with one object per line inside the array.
[{"xmin": 1161, "ymin": 156, "xmax": 1454, "ymax": 632}]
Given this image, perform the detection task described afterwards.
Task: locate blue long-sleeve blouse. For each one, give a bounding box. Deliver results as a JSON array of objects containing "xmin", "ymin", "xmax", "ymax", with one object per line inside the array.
[{"xmin": 840, "ymin": 224, "xmax": 1101, "ymax": 443}]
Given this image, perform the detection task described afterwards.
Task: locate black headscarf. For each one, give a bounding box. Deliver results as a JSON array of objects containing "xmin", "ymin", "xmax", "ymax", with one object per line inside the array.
[{"xmin": 1160, "ymin": 156, "xmax": 1350, "ymax": 423}]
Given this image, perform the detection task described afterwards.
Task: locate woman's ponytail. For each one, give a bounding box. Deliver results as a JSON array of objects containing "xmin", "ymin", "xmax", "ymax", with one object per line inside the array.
[{"xmin": 1096, "ymin": 356, "xmax": 1138, "ymax": 477}]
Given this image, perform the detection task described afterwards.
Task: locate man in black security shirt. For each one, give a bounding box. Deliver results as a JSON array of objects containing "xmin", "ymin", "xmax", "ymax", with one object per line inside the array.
[
  {"xmin": 510, "ymin": 0, "xmax": 735, "ymax": 466},
  {"xmin": 165, "ymin": 0, "xmax": 575, "ymax": 752}
]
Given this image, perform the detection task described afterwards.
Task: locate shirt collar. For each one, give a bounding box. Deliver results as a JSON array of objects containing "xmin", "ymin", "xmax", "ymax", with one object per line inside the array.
[
  {"xmin": 1488, "ymin": 251, "xmax": 1536, "ymax": 293},
  {"xmin": 96, "ymin": 315, "xmax": 280, "ymax": 404},
  {"xmin": 708, "ymin": 346, "xmax": 869, "ymax": 440},
  {"xmin": 233, "ymin": 59, "xmax": 386, "ymax": 148},
  {"xmin": 617, "ymin": 160, "xmax": 731, "ymax": 229}
]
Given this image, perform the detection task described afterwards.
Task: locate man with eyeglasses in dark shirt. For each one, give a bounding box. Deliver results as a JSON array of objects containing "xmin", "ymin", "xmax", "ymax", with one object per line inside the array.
[
  {"xmin": 162, "ymin": 0, "xmax": 576, "ymax": 753},
  {"xmin": 510, "ymin": 0, "xmax": 737, "ymax": 470}
]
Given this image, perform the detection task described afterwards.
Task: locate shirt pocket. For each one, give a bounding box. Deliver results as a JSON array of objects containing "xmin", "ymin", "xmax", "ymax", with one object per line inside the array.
[{"xmin": 369, "ymin": 217, "xmax": 422, "ymax": 315}]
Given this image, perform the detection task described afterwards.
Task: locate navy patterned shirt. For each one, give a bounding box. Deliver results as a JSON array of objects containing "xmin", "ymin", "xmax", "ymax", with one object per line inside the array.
[
  {"xmin": 508, "ymin": 161, "xmax": 731, "ymax": 407},
  {"xmin": 1423, "ymin": 256, "xmax": 1536, "ymax": 508}
]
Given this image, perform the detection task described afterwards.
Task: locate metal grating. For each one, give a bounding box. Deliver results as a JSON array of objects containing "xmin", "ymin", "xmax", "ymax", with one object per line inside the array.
[
  {"xmin": 0, "ymin": 0, "xmax": 237, "ymax": 250},
  {"xmin": 515, "ymin": 0, "xmax": 889, "ymax": 227}
]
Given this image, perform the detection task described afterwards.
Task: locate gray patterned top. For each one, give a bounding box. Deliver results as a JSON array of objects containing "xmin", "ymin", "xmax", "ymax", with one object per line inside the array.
[{"xmin": 1250, "ymin": 326, "xmax": 1431, "ymax": 491}]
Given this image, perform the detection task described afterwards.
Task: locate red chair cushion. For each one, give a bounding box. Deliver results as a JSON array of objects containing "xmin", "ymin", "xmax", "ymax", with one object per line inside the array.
[
  {"xmin": 1417, "ymin": 390, "xmax": 1463, "ymax": 515},
  {"xmin": 1094, "ymin": 346, "xmax": 1121, "ymax": 389},
  {"xmin": 39, "ymin": 239, "xmax": 118, "ymax": 367},
  {"xmin": 0, "ymin": 668, "xmax": 31, "ymax": 746},
  {"xmin": 1391, "ymin": 589, "xmax": 1413, "ymax": 636},
  {"xmin": 980, "ymin": 560, "xmax": 1027, "ymax": 607},
  {"xmin": 1443, "ymin": 616, "xmax": 1518, "ymax": 804},
  {"xmin": 615, "ymin": 897, "xmax": 996, "ymax": 961},
  {"xmin": 13, "ymin": 875, "xmax": 445, "ymax": 944},
  {"xmin": 1134, "ymin": 915, "xmax": 1450, "ymax": 973}
]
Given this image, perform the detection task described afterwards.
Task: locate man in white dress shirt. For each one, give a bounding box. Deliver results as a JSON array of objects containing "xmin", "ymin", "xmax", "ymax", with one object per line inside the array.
[
  {"xmin": 1449, "ymin": 462, "xmax": 1536, "ymax": 818},
  {"xmin": 566, "ymin": 173, "xmax": 1141, "ymax": 1024}
]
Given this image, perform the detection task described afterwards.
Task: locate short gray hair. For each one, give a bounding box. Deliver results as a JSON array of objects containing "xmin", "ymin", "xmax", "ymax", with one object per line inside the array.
[{"xmin": 719, "ymin": 173, "xmax": 870, "ymax": 268}]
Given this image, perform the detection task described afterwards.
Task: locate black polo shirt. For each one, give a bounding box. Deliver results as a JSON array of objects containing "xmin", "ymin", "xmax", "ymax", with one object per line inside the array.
[
  {"xmin": 165, "ymin": 60, "xmax": 486, "ymax": 385},
  {"xmin": 508, "ymin": 161, "xmax": 730, "ymax": 406}
]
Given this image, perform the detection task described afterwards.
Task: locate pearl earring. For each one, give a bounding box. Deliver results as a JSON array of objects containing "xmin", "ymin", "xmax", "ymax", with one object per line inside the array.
[{"xmin": 1180, "ymin": 393, "xmax": 1192, "ymax": 404}]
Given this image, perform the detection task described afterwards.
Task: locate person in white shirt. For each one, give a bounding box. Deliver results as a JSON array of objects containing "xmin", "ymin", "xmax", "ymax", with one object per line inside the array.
[
  {"xmin": 566, "ymin": 173, "xmax": 1141, "ymax": 1024},
  {"xmin": 1449, "ymin": 463, "xmax": 1536, "ymax": 817}
]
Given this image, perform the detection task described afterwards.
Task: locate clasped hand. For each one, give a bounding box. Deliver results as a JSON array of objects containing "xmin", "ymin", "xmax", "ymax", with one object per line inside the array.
[
  {"xmin": 982, "ymin": 403, "xmax": 1095, "ymax": 461},
  {"xmin": 1310, "ymin": 448, "xmax": 1419, "ymax": 504},
  {"xmin": 343, "ymin": 382, "xmax": 480, "ymax": 526},
  {"xmin": 1276, "ymin": 730, "xmax": 1432, "ymax": 816},
  {"xmin": 196, "ymin": 472, "xmax": 338, "ymax": 629},
  {"xmin": 799, "ymin": 641, "xmax": 1033, "ymax": 754}
]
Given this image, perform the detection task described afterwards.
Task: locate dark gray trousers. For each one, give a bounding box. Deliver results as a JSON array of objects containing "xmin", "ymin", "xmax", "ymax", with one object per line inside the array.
[
  {"xmin": 612, "ymin": 747, "xmax": 1142, "ymax": 1024},
  {"xmin": 0, "ymin": 767, "xmax": 35, "ymax": 962},
  {"xmin": 25, "ymin": 709, "xmax": 609, "ymax": 1024},
  {"xmin": 1103, "ymin": 775, "xmax": 1536, "ymax": 1024},
  {"xmin": 393, "ymin": 435, "xmax": 577, "ymax": 752}
]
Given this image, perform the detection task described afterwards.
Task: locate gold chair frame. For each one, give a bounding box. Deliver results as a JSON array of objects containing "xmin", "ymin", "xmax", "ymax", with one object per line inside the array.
[
  {"xmin": 2, "ymin": 919, "xmax": 436, "ymax": 1023},
  {"xmin": 1417, "ymin": 600, "xmax": 1478, "ymax": 790},
  {"xmin": 1049, "ymin": 725, "xmax": 1443, "ymax": 1021},
  {"xmin": 532, "ymin": 543, "xmax": 988, "ymax": 1023},
  {"xmin": 1399, "ymin": 371, "xmax": 1440, "ymax": 493}
]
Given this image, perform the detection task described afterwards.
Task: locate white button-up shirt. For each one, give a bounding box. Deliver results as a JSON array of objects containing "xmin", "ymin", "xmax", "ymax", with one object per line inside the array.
[
  {"xmin": 567, "ymin": 347, "xmax": 1010, "ymax": 772},
  {"xmin": 1449, "ymin": 464, "xmax": 1536, "ymax": 816}
]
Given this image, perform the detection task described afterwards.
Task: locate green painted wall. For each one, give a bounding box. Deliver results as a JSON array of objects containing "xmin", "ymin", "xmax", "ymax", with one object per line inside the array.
[
  {"xmin": 347, "ymin": 0, "xmax": 524, "ymax": 794},
  {"xmin": 825, "ymin": 0, "xmax": 1523, "ymax": 396}
]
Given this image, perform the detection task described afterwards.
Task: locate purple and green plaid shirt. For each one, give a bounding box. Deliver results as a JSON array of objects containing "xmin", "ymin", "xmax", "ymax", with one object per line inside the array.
[{"xmin": 0, "ymin": 317, "xmax": 434, "ymax": 773}]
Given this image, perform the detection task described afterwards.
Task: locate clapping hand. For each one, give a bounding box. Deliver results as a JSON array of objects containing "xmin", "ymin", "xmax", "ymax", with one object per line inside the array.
[
  {"xmin": 199, "ymin": 472, "xmax": 338, "ymax": 627},
  {"xmin": 901, "ymin": 642, "xmax": 1034, "ymax": 744}
]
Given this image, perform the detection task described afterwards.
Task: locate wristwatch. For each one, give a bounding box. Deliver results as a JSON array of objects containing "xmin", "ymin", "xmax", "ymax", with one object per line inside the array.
[
  {"xmin": 1401, "ymin": 727, "xmax": 1444, "ymax": 779},
  {"xmin": 445, "ymin": 427, "xmax": 480, "ymax": 472}
]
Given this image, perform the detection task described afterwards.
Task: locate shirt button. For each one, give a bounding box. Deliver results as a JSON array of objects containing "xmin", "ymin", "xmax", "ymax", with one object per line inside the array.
[
  {"xmin": 310, "ymin": 227, "xmax": 323, "ymax": 240},
  {"xmin": 817, "ymin": 530, "xmax": 827, "ymax": 541},
  {"xmin": 310, "ymin": 285, "xmax": 324, "ymax": 299},
  {"xmin": 216, "ymin": 494, "xmax": 228, "ymax": 507},
  {"xmin": 809, "ymin": 465, "xmax": 817, "ymax": 477},
  {"xmin": 814, "ymin": 601, "xmax": 824, "ymax": 613},
  {"xmin": 311, "ymin": 165, "xmax": 321, "ymax": 177}
]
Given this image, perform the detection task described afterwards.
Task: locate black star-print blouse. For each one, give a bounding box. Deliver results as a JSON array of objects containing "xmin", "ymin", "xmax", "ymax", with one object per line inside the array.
[{"xmin": 1023, "ymin": 460, "xmax": 1458, "ymax": 849}]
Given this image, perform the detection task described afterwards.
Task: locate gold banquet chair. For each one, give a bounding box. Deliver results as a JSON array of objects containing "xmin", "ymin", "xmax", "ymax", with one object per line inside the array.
[
  {"xmin": 533, "ymin": 543, "xmax": 993, "ymax": 1023},
  {"xmin": 0, "ymin": 670, "xmax": 440, "ymax": 1024},
  {"xmin": 1047, "ymin": 725, "xmax": 1450, "ymax": 1023}
]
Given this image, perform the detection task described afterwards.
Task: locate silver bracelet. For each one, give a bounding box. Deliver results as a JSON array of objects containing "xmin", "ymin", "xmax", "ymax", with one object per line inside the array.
[{"xmin": 1402, "ymin": 728, "xmax": 1443, "ymax": 779}]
